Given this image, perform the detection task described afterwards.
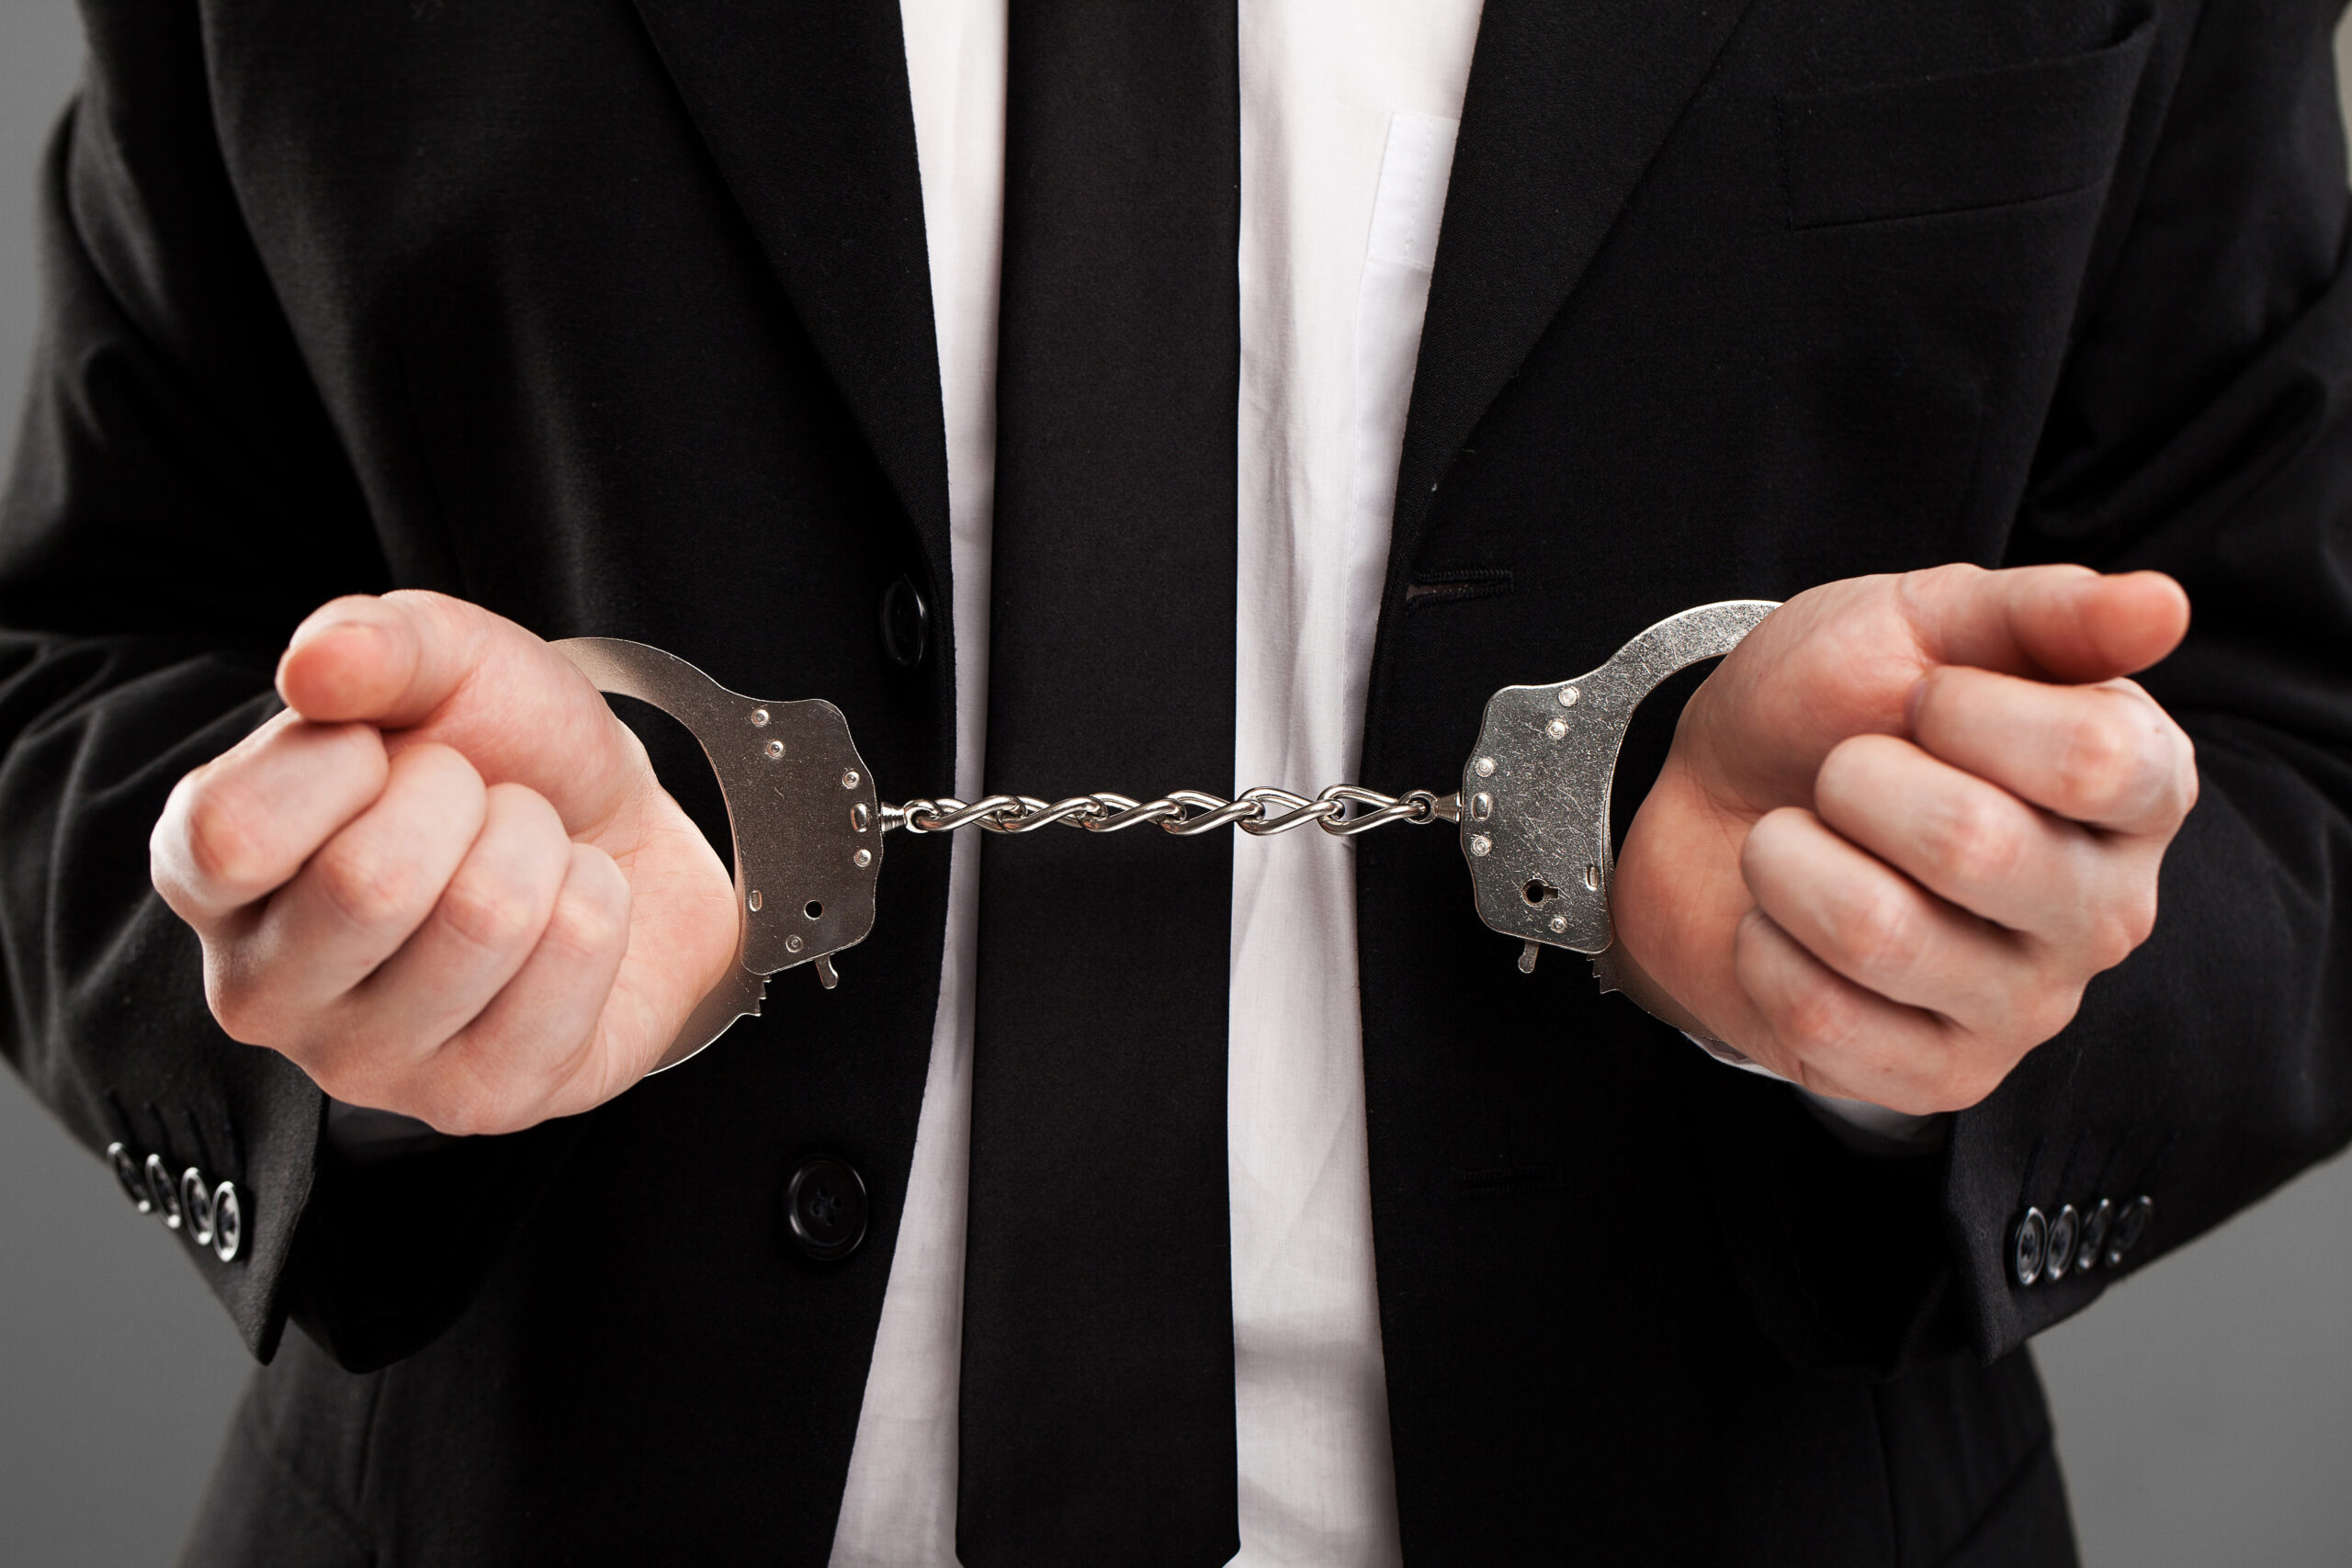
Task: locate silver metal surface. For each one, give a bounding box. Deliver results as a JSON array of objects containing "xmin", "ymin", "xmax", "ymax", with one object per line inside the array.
[
  {"xmin": 554, "ymin": 637, "xmax": 880, "ymax": 1069},
  {"xmin": 888, "ymin": 784, "xmax": 1456, "ymax": 840},
  {"xmin": 557, "ymin": 600, "xmax": 1771, "ymax": 1066},
  {"xmin": 1460, "ymin": 601, "xmax": 1779, "ymax": 956}
]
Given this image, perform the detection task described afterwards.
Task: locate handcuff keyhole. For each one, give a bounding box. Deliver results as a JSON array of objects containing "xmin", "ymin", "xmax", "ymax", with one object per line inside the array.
[
  {"xmin": 804, "ymin": 900, "xmax": 824, "ymax": 920},
  {"xmin": 1522, "ymin": 878, "xmax": 1560, "ymax": 907}
]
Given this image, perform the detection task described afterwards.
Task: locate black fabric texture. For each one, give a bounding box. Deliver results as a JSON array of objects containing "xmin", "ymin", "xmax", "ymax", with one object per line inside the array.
[
  {"xmin": 1778, "ymin": 18, "xmax": 2154, "ymax": 229},
  {"xmin": 957, "ymin": 2, "xmax": 1242, "ymax": 1563},
  {"xmin": 0, "ymin": 0, "xmax": 2343, "ymax": 1564}
]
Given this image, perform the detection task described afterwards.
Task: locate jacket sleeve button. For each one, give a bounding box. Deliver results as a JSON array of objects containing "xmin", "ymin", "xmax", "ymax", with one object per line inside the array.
[
  {"xmin": 2011, "ymin": 1206, "xmax": 2048, "ymax": 1287},
  {"xmin": 878, "ymin": 576, "xmax": 931, "ymax": 670},
  {"xmin": 2075, "ymin": 1198, "xmax": 2114, "ymax": 1272},
  {"xmin": 210, "ymin": 1181, "xmax": 244, "ymax": 1263},
  {"xmin": 2043, "ymin": 1205, "xmax": 2079, "ymax": 1280},
  {"xmin": 785, "ymin": 1156, "xmax": 869, "ymax": 1261},
  {"xmin": 107, "ymin": 1143, "xmax": 153, "ymax": 1213},
  {"xmin": 2105, "ymin": 1194, "xmax": 2153, "ymax": 1268},
  {"xmin": 179, "ymin": 1168, "xmax": 216, "ymax": 1248},
  {"xmin": 143, "ymin": 1154, "xmax": 184, "ymax": 1230}
]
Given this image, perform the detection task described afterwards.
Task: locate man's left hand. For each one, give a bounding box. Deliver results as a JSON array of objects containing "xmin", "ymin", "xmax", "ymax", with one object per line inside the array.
[{"xmin": 1611, "ymin": 564, "xmax": 2199, "ymax": 1116}]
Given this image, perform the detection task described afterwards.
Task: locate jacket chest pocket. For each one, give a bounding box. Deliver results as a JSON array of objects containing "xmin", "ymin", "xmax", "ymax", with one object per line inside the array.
[{"xmin": 1776, "ymin": 15, "xmax": 2155, "ymax": 230}]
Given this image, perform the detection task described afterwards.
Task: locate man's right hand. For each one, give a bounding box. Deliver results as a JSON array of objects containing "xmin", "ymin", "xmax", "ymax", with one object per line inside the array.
[{"xmin": 151, "ymin": 592, "xmax": 739, "ymax": 1135}]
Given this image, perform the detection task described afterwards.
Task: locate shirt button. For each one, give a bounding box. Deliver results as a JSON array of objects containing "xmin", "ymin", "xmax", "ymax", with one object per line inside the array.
[
  {"xmin": 2011, "ymin": 1206, "xmax": 2047, "ymax": 1287},
  {"xmin": 107, "ymin": 1143, "xmax": 153, "ymax": 1213},
  {"xmin": 785, "ymin": 1156, "xmax": 869, "ymax": 1261},
  {"xmin": 878, "ymin": 576, "xmax": 931, "ymax": 670}
]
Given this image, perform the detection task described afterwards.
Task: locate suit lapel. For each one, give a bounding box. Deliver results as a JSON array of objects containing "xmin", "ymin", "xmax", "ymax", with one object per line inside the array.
[
  {"xmin": 1389, "ymin": 0, "xmax": 1759, "ymax": 576},
  {"xmin": 629, "ymin": 0, "xmax": 950, "ymax": 583}
]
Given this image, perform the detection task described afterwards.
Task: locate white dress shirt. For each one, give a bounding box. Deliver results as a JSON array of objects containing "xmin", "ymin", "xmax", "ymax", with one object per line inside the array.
[
  {"xmin": 829, "ymin": 6, "xmax": 1926, "ymax": 1563},
  {"xmin": 832, "ymin": 6, "xmax": 1481, "ymax": 1563}
]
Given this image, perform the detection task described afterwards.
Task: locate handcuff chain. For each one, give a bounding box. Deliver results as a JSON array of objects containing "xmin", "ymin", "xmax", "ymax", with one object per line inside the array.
[{"xmin": 882, "ymin": 784, "xmax": 1463, "ymax": 840}]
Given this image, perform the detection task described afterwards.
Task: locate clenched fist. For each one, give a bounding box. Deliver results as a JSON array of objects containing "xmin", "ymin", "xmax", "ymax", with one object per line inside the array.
[
  {"xmin": 1614, "ymin": 564, "xmax": 2199, "ymax": 1117},
  {"xmin": 150, "ymin": 592, "xmax": 738, "ymax": 1135}
]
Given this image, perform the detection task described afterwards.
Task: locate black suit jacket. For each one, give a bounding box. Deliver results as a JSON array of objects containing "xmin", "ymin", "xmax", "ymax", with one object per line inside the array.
[{"xmin": 5, "ymin": 0, "xmax": 2350, "ymax": 1562}]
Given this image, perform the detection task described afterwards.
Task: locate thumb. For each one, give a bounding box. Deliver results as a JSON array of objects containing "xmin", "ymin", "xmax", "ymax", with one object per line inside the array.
[
  {"xmin": 277, "ymin": 591, "xmax": 644, "ymax": 831},
  {"xmin": 1905, "ymin": 564, "xmax": 2189, "ymax": 685}
]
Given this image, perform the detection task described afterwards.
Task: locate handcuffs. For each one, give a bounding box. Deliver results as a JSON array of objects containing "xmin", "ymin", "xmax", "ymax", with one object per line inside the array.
[{"xmin": 557, "ymin": 599, "xmax": 1779, "ymax": 1068}]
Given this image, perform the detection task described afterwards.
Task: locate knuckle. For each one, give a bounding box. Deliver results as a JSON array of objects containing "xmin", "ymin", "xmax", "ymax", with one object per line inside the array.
[
  {"xmin": 2027, "ymin": 987, "xmax": 2084, "ymax": 1046},
  {"xmin": 1928, "ymin": 1058, "xmax": 2005, "ymax": 1112},
  {"xmin": 1773, "ymin": 972, "xmax": 1864, "ymax": 1058},
  {"xmin": 179, "ymin": 773, "xmax": 272, "ymax": 893},
  {"xmin": 418, "ymin": 1063, "xmax": 539, "ymax": 1139},
  {"xmin": 312, "ymin": 837, "xmax": 426, "ymax": 931},
  {"xmin": 2054, "ymin": 712, "xmax": 2141, "ymax": 815},
  {"xmin": 542, "ymin": 883, "xmax": 627, "ymax": 962},
  {"xmin": 1831, "ymin": 888, "xmax": 1927, "ymax": 977},
  {"xmin": 435, "ymin": 870, "xmax": 546, "ymax": 954},
  {"xmin": 421, "ymin": 1094, "xmax": 503, "ymax": 1139},
  {"xmin": 1926, "ymin": 794, "xmax": 2025, "ymax": 889},
  {"xmin": 2087, "ymin": 889, "xmax": 2156, "ymax": 969},
  {"xmin": 204, "ymin": 966, "xmax": 272, "ymax": 1045}
]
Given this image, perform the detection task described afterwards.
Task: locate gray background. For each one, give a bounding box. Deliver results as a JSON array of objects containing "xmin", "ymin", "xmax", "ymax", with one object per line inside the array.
[{"xmin": 1, "ymin": 1, "xmax": 2347, "ymax": 1562}]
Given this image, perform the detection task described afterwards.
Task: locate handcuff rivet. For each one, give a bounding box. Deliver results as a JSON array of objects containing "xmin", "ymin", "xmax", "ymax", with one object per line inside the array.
[
  {"xmin": 1557, "ymin": 686, "xmax": 1579, "ymax": 707},
  {"xmin": 1469, "ymin": 834, "xmax": 1492, "ymax": 857},
  {"xmin": 1471, "ymin": 792, "xmax": 1493, "ymax": 820},
  {"xmin": 748, "ymin": 889, "xmax": 763, "ymax": 912},
  {"xmin": 1546, "ymin": 718, "xmax": 1568, "ymax": 739},
  {"xmin": 842, "ymin": 770, "xmax": 861, "ymax": 789},
  {"xmin": 1474, "ymin": 757, "xmax": 1496, "ymax": 778},
  {"xmin": 851, "ymin": 803, "xmax": 870, "ymax": 831},
  {"xmin": 854, "ymin": 849, "xmax": 872, "ymax": 868},
  {"xmin": 1549, "ymin": 914, "xmax": 1567, "ymax": 933},
  {"xmin": 750, "ymin": 707, "xmax": 770, "ymax": 728},
  {"xmin": 765, "ymin": 739, "xmax": 786, "ymax": 761},
  {"xmin": 786, "ymin": 933, "xmax": 803, "ymax": 953}
]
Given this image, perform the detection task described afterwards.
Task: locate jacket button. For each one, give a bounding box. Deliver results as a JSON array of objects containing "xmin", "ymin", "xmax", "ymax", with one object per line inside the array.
[
  {"xmin": 878, "ymin": 576, "xmax": 930, "ymax": 670},
  {"xmin": 2011, "ymin": 1206, "xmax": 2047, "ymax": 1286},
  {"xmin": 179, "ymin": 1168, "xmax": 217, "ymax": 1248},
  {"xmin": 107, "ymin": 1143, "xmax": 153, "ymax": 1213},
  {"xmin": 2075, "ymin": 1198, "xmax": 2114, "ymax": 1272},
  {"xmin": 2105, "ymin": 1194, "xmax": 2153, "ymax": 1268},
  {"xmin": 785, "ymin": 1156, "xmax": 868, "ymax": 1261},
  {"xmin": 143, "ymin": 1153, "xmax": 184, "ymax": 1230},
  {"xmin": 210, "ymin": 1181, "xmax": 244, "ymax": 1263},
  {"xmin": 2044, "ymin": 1205, "xmax": 2079, "ymax": 1280}
]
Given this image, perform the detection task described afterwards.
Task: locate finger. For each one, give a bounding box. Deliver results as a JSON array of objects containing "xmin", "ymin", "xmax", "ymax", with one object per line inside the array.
[
  {"xmin": 412, "ymin": 842, "xmax": 634, "ymax": 1136},
  {"xmin": 1896, "ymin": 563, "xmax": 2189, "ymax": 684},
  {"xmin": 277, "ymin": 590, "xmax": 646, "ymax": 833},
  {"xmin": 1909, "ymin": 666, "xmax": 2198, "ymax": 834},
  {"xmin": 276, "ymin": 591, "xmax": 485, "ymax": 728},
  {"xmin": 1814, "ymin": 733, "xmax": 2113, "ymax": 943},
  {"xmin": 153, "ymin": 712, "xmax": 390, "ymax": 926},
  {"xmin": 1730, "ymin": 908, "xmax": 2003, "ymax": 1114},
  {"xmin": 336, "ymin": 784, "xmax": 574, "ymax": 1064},
  {"xmin": 219, "ymin": 744, "xmax": 489, "ymax": 1036},
  {"xmin": 1740, "ymin": 806, "xmax": 2053, "ymax": 1041}
]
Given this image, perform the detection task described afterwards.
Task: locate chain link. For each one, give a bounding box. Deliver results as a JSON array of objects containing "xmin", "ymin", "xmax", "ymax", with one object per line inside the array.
[{"xmin": 882, "ymin": 784, "xmax": 1462, "ymax": 840}]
